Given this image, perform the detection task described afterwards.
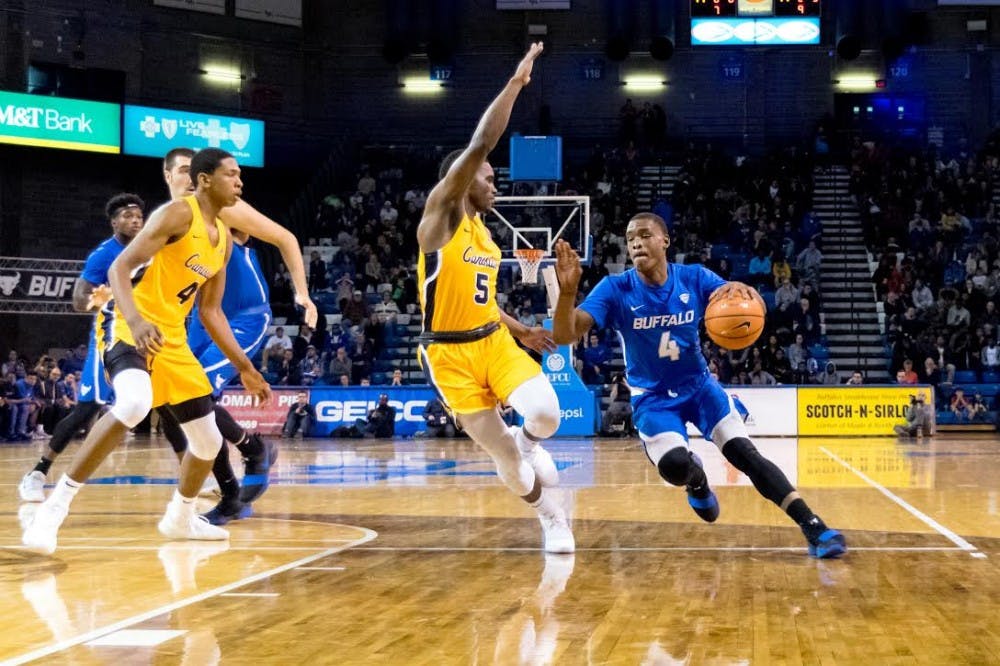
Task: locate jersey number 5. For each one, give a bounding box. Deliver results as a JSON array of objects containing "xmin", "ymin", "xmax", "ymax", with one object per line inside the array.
[
  {"xmin": 658, "ymin": 331, "xmax": 680, "ymax": 361},
  {"xmin": 474, "ymin": 272, "xmax": 489, "ymax": 305},
  {"xmin": 176, "ymin": 282, "xmax": 198, "ymax": 305}
]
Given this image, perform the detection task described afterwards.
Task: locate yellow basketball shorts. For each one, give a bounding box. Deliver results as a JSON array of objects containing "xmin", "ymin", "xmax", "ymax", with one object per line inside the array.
[
  {"xmin": 108, "ymin": 316, "xmax": 212, "ymax": 408},
  {"xmin": 418, "ymin": 326, "xmax": 541, "ymax": 414}
]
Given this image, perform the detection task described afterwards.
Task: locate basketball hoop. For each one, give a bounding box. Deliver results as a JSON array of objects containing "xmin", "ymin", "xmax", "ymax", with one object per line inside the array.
[{"xmin": 513, "ymin": 248, "xmax": 547, "ymax": 284}]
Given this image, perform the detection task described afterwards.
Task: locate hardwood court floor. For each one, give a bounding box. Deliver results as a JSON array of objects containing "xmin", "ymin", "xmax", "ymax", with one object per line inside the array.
[{"xmin": 2, "ymin": 433, "xmax": 1000, "ymax": 664}]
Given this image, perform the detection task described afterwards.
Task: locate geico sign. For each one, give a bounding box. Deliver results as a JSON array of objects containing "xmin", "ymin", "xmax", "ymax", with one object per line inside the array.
[{"xmin": 316, "ymin": 399, "xmax": 427, "ymax": 423}]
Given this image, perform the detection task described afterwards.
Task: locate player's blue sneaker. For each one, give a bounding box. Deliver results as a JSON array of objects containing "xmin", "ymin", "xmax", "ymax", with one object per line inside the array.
[
  {"xmin": 202, "ymin": 498, "xmax": 253, "ymax": 526},
  {"xmin": 687, "ymin": 488, "xmax": 720, "ymax": 522},
  {"xmin": 238, "ymin": 435, "xmax": 278, "ymax": 504},
  {"xmin": 806, "ymin": 528, "xmax": 847, "ymax": 559},
  {"xmin": 686, "ymin": 453, "xmax": 719, "ymax": 523}
]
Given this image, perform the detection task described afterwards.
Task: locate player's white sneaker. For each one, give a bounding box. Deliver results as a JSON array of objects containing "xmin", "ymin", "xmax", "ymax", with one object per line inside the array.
[
  {"xmin": 537, "ymin": 503, "xmax": 575, "ymax": 554},
  {"xmin": 158, "ymin": 502, "xmax": 229, "ymax": 541},
  {"xmin": 511, "ymin": 426, "xmax": 559, "ymax": 488},
  {"xmin": 18, "ymin": 470, "xmax": 46, "ymax": 502},
  {"xmin": 22, "ymin": 499, "xmax": 69, "ymax": 555}
]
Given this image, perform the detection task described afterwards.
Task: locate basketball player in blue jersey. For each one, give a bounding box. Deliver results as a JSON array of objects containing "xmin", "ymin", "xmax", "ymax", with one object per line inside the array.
[
  {"xmin": 17, "ymin": 194, "xmax": 144, "ymax": 503},
  {"xmin": 552, "ymin": 213, "xmax": 846, "ymax": 558},
  {"xmin": 157, "ymin": 147, "xmax": 318, "ymax": 524},
  {"xmin": 417, "ymin": 42, "xmax": 573, "ymax": 553}
]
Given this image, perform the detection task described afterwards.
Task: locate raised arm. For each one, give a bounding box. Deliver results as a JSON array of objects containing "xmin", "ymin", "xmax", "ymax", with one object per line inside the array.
[
  {"xmin": 220, "ymin": 198, "xmax": 318, "ymax": 328},
  {"xmin": 551, "ymin": 240, "xmax": 595, "ymax": 344},
  {"xmin": 108, "ymin": 200, "xmax": 191, "ymax": 355},
  {"xmin": 197, "ymin": 234, "xmax": 271, "ymax": 404},
  {"xmin": 418, "ymin": 42, "xmax": 544, "ymax": 253}
]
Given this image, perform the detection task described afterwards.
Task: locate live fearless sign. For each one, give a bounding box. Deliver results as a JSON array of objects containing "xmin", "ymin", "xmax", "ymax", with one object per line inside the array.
[{"xmin": 0, "ymin": 90, "xmax": 120, "ymax": 154}]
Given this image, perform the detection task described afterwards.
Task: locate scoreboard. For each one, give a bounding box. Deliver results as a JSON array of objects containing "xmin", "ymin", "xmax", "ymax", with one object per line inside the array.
[
  {"xmin": 691, "ymin": 0, "xmax": 821, "ymax": 46},
  {"xmin": 691, "ymin": 0, "xmax": 821, "ymax": 16}
]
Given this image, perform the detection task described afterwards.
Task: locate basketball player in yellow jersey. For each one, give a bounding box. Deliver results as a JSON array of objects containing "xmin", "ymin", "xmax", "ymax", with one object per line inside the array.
[
  {"xmin": 417, "ymin": 42, "xmax": 574, "ymax": 553},
  {"xmin": 24, "ymin": 148, "xmax": 271, "ymax": 555}
]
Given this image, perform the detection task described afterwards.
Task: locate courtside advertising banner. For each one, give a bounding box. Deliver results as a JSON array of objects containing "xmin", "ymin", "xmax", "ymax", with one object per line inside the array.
[
  {"xmin": 123, "ymin": 104, "xmax": 265, "ymax": 166},
  {"xmin": 687, "ymin": 386, "xmax": 797, "ymax": 438},
  {"xmin": 0, "ymin": 90, "xmax": 120, "ymax": 154},
  {"xmin": 797, "ymin": 385, "xmax": 935, "ymax": 436},
  {"xmin": 0, "ymin": 257, "xmax": 85, "ymax": 314},
  {"xmin": 220, "ymin": 388, "xmax": 302, "ymax": 435},
  {"xmin": 311, "ymin": 386, "xmax": 434, "ymax": 438}
]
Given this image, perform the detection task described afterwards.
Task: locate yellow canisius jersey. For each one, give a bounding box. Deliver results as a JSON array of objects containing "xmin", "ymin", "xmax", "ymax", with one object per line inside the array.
[
  {"xmin": 112, "ymin": 195, "xmax": 228, "ymax": 340},
  {"xmin": 418, "ymin": 213, "xmax": 502, "ymax": 333}
]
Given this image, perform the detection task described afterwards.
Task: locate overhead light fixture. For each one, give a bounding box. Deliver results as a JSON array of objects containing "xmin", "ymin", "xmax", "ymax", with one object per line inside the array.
[
  {"xmin": 836, "ymin": 76, "xmax": 877, "ymax": 91},
  {"xmin": 402, "ymin": 76, "xmax": 444, "ymax": 94},
  {"xmin": 623, "ymin": 75, "xmax": 666, "ymax": 91},
  {"xmin": 201, "ymin": 66, "xmax": 245, "ymax": 84}
]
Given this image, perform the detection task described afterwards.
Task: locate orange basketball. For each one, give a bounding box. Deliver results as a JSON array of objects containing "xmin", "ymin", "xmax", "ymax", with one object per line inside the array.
[{"xmin": 704, "ymin": 289, "xmax": 766, "ymax": 350}]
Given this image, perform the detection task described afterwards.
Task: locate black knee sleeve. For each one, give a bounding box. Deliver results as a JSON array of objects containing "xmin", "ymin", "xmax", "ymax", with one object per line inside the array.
[
  {"xmin": 157, "ymin": 406, "xmax": 188, "ymax": 454},
  {"xmin": 213, "ymin": 405, "xmax": 246, "ymax": 444},
  {"xmin": 722, "ymin": 437, "xmax": 794, "ymax": 506},
  {"xmin": 657, "ymin": 446, "xmax": 697, "ymax": 486},
  {"xmin": 48, "ymin": 402, "xmax": 102, "ymax": 454}
]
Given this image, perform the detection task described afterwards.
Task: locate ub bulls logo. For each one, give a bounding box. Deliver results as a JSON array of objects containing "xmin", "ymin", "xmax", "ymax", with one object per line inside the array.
[{"xmin": 0, "ymin": 271, "xmax": 21, "ymax": 296}]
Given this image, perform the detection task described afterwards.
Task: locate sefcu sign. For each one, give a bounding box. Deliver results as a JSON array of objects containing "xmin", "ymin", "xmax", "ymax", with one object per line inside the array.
[
  {"xmin": 540, "ymin": 319, "xmax": 598, "ymax": 436},
  {"xmin": 0, "ymin": 90, "xmax": 120, "ymax": 154},
  {"xmin": 123, "ymin": 104, "xmax": 265, "ymax": 167}
]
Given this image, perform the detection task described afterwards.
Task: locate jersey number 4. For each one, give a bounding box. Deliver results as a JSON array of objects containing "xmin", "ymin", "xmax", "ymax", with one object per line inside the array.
[
  {"xmin": 658, "ymin": 331, "xmax": 680, "ymax": 361},
  {"xmin": 176, "ymin": 282, "xmax": 198, "ymax": 305}
]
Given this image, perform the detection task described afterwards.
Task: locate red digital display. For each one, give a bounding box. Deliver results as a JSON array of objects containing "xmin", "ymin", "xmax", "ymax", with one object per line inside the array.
[
  {"xmin": 691, "ymin": 0, "xmax": 738, "ymax": 17},
  {"xmin": 774, "ymin": 0, "xmax": 821, "ymax": 16}
]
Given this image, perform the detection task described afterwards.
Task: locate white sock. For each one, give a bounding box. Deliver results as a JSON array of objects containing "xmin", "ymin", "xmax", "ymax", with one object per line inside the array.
[
  {"xmin": 531, "ymin": 487, "xmax": 561, "ymax": 514},
  {"xmin": 50, "ymin": 474, "xmax": 82, "ymax": 506},
  {"xmin": 170, "ymin": 489, "xmax": 196, "ymax": 516},
  {"xmin": 510, "ymin": 426, "xmax": 536, "ymax": 452}
]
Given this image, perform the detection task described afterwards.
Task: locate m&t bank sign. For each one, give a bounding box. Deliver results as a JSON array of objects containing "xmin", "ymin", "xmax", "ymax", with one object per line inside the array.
[
  {"xmin": 0, "ymin": 90, "xmax": 120, "ymax": 154},
  {"xmin": 124, "ymin": 104, "xmax": 265, "ymax": 167}
]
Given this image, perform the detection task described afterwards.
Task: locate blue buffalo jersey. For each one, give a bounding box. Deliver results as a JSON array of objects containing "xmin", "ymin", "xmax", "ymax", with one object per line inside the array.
[
  {"xmin": 78, "ymin": 236, "xmax": 127, "ymax": 403},
  {"xmin": 188, "ymin": 241, "xmax": 272, "ymax": 395},
  {"xmin": 579, "ymin": 263, "xmax": 726, "ymax": 395}
]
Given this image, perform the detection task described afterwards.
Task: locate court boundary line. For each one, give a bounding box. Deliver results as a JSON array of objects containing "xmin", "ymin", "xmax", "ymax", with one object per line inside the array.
[
  {"xmin": 819, "ymin": 446, "xmax": 984, "ymax": 558},
  {"xmin": 353, "ymin": 545, "xmax": 967, "ymax": 553},
  {"xmin": 1, "ymin": 526, "xmax": 377, "ymax": 666}
]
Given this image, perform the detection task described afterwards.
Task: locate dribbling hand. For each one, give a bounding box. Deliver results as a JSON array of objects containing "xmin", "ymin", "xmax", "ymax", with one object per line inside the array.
[
  {"xmin": 240, "ymin": 367, "xmax": 272, "ymax": 406},
  {"xmin": 512, "ymin": 42, "xmax": 544, "ymax": 86},
  {"xmin": 130, "ymin": 318, "xmax": 164, "ymax": 356},
  {"xmin": 554, "ymin": 239, "xmax": 582, "ymax": 294}
]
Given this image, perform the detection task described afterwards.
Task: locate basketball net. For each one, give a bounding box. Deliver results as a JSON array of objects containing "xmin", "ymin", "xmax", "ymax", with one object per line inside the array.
[{"xmin": 514, "ymin": 248, "xmax": 547, "ymax": 285}]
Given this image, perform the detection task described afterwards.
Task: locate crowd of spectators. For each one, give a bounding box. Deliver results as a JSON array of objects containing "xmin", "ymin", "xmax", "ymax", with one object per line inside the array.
[
  {"xmin": 849, "ymin": 132, "xmax": 1000, "ymax": 418},
  {"xmin": 1, "ymin": 349, "xmax": 82, "ymax": 442}
]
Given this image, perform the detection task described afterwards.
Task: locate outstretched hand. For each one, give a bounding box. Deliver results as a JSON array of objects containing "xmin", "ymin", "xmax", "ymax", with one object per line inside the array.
[
  {"xmin": 554, "ymin": 239, "xmax": 582, "ymax": 295},
  {"xmin": 518, "ymin": 326, "xmax": 558, "ymax": 355},
  {"xmin": 512, "ymin": 42, "xmax": 544, "ymax": 86},
  {"xmin": 86, "ymin": 284, "xmax": 113, "ymax": 311}
]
